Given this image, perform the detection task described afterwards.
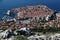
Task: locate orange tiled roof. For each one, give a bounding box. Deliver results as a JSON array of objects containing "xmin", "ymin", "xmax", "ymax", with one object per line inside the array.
[{"xmin": 11, "ymin": 5, "xmax": 54, "ymax": 18}]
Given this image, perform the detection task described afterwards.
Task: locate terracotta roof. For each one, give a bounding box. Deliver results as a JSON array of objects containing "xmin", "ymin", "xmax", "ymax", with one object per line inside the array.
[{"xmin": 11, "ymin": 5, "xmax": 54, "ymax": 19}]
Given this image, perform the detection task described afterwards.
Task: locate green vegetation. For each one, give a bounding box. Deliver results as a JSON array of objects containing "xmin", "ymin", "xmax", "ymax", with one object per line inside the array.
[
  {"xmin": 31, "ymin": 26, "xmax": 60, "ymax": 34},
  {"xmin": 14, "ymin": 35, "xmax": 28, "ymax": 40},
  {"xmin": 31, "ymin": 18, "xmax": 60, "ymax": 34}
]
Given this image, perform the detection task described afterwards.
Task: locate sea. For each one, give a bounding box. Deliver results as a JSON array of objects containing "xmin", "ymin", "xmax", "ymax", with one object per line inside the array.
[
  {"xmin": 0, "ymin": 0, "xmax": 60, "ymax": 12},
  {"xmin": 0, "ymin": 0, "xmax": 60, "ymax": 19}
]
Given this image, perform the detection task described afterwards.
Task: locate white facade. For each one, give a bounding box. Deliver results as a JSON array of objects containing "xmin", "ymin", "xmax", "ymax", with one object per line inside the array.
[
  {"xmin": 6, "ymin": 10, "xmax": 10, "ymax": 15},
  {"xmin": 28, "ymin": 35, "xmax": 46, "ymax": 40},
  {"xmin": 48, "ymin": 33, "xmax": 60, "ymax": 40}
]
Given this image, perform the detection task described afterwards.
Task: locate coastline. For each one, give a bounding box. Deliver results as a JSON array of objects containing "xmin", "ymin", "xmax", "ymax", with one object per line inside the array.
[{"xmin": 0, "ymin": 5, "xmax": 60, "ymax": 40}]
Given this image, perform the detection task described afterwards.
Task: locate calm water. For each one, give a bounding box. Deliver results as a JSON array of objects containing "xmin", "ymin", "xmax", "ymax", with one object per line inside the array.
[{"xmin": 0, "ymin": 0, "xmax": 60, "ymax": 12}]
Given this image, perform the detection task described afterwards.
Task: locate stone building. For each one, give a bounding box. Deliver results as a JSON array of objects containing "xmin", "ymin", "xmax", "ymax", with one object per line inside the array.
[
  {"xmin": 12, "ymin": 5, "xmax": 54, "ymax": 21},
  {"xmin": 56, "ymin": 13, "xmax": 60, "ymax": 27}
]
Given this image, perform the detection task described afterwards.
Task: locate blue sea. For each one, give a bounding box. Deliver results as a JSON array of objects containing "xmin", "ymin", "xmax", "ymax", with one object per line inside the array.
[
  {"xmin": 0, "ymin": 0, "xmax": 60, "ymax": 19},
  {"xmin": 0, "ymin": 0, "xmax": 60, "ymax": 12}
]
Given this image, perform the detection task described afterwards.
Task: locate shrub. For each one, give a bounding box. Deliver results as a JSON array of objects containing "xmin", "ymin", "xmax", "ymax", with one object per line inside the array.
[{"xmin": 14, "ymin": 35, "xmax": 28, "ymax": 40}]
